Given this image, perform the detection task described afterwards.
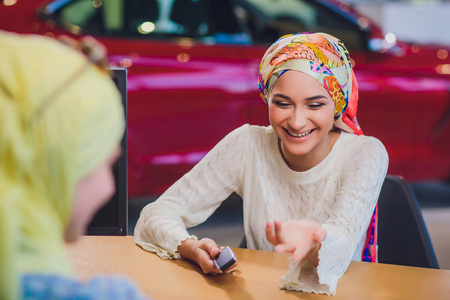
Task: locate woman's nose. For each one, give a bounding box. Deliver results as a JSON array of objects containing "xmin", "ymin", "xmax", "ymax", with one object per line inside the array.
[{"xmin": 288, "ymin": 107, "xmax": 307, "ymax": 130}]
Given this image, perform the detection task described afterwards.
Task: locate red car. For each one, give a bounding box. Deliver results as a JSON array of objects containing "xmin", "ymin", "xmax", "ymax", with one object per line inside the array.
[{"xmin": 1, "ymin": 0, "xmax": 449, "ymax": 197}]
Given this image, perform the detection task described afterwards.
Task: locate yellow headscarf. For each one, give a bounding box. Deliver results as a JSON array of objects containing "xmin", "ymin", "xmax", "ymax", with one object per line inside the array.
[{"xmin": 0, "ymin": 30, "xmax": 125, "ymax": 299}]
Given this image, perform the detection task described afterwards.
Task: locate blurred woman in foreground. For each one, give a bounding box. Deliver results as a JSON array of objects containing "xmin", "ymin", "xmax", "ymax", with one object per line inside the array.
[{"xmin": 0, "ymin": 30, "xmax": 147, "ymax": 299}]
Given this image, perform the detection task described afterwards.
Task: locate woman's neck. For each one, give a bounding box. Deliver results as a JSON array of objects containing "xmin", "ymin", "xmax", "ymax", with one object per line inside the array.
[{"xmin": 280, "ymin": 131, "xmax": 340, "ymax": 172}]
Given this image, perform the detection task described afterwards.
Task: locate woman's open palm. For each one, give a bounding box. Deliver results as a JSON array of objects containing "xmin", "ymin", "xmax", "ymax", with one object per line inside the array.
[{"xmin": 266, "ymin": 220, "xmax": 326, "ymax": 262}]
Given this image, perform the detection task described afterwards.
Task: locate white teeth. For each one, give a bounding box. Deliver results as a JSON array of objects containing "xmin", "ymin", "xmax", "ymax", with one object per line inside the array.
[{"xmin": 287, "ymin": 129, "xmax": 313, "ymax": 137}]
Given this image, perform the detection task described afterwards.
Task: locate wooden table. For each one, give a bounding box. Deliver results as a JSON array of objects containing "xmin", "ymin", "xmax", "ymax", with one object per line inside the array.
[{"xmin": 66, "ymin": 236, "xmax": 450, "ymax": 300}]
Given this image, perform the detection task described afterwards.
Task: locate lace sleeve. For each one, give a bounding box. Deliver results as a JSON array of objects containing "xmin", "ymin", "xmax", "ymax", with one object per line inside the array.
[
  {"xmin": 280, "ymin": 137, "xmax": 389, "ymax": 295},
  {"xmin": 134, "ymin": 125, "xmax": 249, "ymax": 259}
]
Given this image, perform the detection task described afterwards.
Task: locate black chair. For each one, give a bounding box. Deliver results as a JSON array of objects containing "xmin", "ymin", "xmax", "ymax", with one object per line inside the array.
[
  {"xmin": 240, "ymin": 175, "xmax": 440, "ymax": 269},
  {"xmin": 378, "ymin": 175, "xmax": 439, "ymax": 268},
  {"xmin": 239, "ymin": 236, "xmax": 247, "ymax": 249}
]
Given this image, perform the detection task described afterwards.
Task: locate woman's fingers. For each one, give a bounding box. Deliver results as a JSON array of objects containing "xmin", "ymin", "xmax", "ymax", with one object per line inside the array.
[
  {"xmin": 201, "ymin": 261, "xmax": 222, "ymax": 275},
  {"xmin": 291, "ymin": 244, "xmax": 313, "ymax": 262},
  {"xmin": 194, "ymin": 238, "xmax": 222, "ymax": 274},
  {"xmin": 275, "ymin": 240, "xmax": 314, "ymax": 262},
  {"xmin": 274, "ymin": 243, "xmax": 295, "ymax": 254},
  {"xmin": 266, "ymin": 220, "xmax": 286, "ymax": 246},
  {"xmin": 196, "ymin": 250, "xmax": 216, "ymax": 273},
  {"xmin": 313, "ymin": 227, "xmax": 327, "ymax": 243},
  {"xmin": 267, "ymin": 220, "xmax": 292, "ymax": 246},
  {"xmin": 268, "ymin": 220, "xmax": 327, "ymax": 263},
  {"xmin": 266, "ymin": 221, "xmax": 277, "ymax": 245},
  {"xmin": 274, "ymin": 219, "xmax": 285, "ymax": 244},
  {"xmin": 267, "ymin": 220, "xmax": 327, "ymax": 262},
  {"xmin": 199, "ymin": 238, "xmax": 221, "ymax": 258}
]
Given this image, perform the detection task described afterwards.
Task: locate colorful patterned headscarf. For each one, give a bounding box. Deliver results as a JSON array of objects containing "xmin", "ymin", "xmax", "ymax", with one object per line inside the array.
[
  {"xmin": 0, "ymin": 30, "xmax": 124, "ymax": 300},
  {"xmin": 258, "ymin": 32, "xmax": 363, "ymax": 135}
]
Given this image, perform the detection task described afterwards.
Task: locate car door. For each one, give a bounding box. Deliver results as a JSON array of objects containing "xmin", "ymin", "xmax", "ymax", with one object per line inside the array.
[{"xmin": 39, "ymin": 0, "xmax": 255, "ymax": 196}]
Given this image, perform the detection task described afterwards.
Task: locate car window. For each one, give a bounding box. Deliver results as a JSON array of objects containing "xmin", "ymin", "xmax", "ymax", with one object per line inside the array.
[
  {"xmin": 44, "ymin": 0, "xmax": 365, "ymax": 48},
  {"xmin": 47, "ymin": 0, "xmax": 251, "ymax": 44},
  {"xmin": 232, "ymin": 0, "xmax": 367, "ymax": 50}
]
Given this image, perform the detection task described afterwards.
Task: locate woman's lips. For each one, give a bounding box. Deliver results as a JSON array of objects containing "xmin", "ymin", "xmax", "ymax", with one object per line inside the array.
[{"xmin": 285, "ymin": 128, "xmax": 315, "ymax": 138}]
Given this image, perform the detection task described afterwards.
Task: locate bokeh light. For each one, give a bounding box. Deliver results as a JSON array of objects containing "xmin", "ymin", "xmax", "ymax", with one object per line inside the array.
[{"xmin": 138, "ymin": 22, "xmax": 155, "ymax": 34}]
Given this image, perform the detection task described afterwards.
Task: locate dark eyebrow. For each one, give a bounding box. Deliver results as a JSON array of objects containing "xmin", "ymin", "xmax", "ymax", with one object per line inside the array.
[
  {"xmin": 272, "ymin": 93, "xmax": 328, "ymax": 101},
  {"xmin": 271, "ymin": 93, "xmax": 292, "ymax": 100},
  {"xmin": 305, "ymin": 95, "xmax": 329, "ymax": 101}
]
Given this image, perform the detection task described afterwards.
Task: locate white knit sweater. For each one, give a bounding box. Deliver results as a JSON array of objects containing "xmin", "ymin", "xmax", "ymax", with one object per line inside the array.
[{"xmin": 134, "ymin": 124, "xmax": 389, "ymax": 295}]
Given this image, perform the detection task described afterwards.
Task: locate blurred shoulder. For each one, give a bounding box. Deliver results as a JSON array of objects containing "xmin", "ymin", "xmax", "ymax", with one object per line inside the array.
[
  {"xmin": 247, "ymin": 124, "xmax": 276, "ymax": 137},
  {"xmin": 341, "ymin": 132, "xmax": 386, "ymax": 151},
  {"xmin": 225, "ymin": 124, "xmax": 275, "ymax": 140},
  {"xmin": 339, "ymin": 132, "xmax": 389, "ymax": 165}
]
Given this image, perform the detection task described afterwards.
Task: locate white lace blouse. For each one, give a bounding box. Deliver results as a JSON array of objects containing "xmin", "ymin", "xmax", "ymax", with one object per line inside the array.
[{"xmin": 134, "ymin": 124, "xmax": 389, "ymax": 295}]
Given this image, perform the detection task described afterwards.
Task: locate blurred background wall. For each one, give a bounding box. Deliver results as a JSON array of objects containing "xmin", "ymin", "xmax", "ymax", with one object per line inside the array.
[{"xmin": 348, "ymin": 0, "xmax": 450, "ymax": 45}]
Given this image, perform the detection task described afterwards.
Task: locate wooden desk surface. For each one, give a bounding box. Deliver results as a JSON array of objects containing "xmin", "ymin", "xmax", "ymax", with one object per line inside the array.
[{"xmin": 66, "ymin": 236, "xmax": 450, "ymax": 300}]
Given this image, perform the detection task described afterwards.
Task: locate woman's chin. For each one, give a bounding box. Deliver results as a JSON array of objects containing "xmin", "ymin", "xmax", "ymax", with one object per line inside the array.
[{"xmin": 63, "ymin": 226, "xmax": 84, "ymax": 243}]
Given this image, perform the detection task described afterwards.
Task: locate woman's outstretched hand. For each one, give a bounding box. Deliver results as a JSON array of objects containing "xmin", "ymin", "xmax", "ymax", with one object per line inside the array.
[
  {"xmin": 178, "ymin": 238, "xmax": 237, "ymax": 275},
  {"xmin": 266, "ymin": 220, "xmax": 326, "ymax": 263}
]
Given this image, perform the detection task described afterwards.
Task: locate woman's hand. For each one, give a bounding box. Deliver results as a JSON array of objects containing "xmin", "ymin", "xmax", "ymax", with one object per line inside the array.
[
  {"xmin": 266, "ymin": 220, "xmax": 326, "ymax": 263},
  {"xmin": 178, "ymin": 238, "xmax": 237, "ymax": 275}
]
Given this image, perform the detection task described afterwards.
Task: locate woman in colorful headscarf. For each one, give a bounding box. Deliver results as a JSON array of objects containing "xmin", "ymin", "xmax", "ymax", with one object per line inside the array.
[
  {"xmin": 0, "ymin": 30, "xmax": 147, "ymax": 300},
  {"xmin": 134, "ymin": 32, "xmax": 388, "ymax": 295}
]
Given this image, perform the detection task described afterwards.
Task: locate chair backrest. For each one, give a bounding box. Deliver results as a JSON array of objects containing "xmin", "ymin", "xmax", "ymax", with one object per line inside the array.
[{"xmin": 378, "ymin": 175, "xmax": 439, "ymax": 268}]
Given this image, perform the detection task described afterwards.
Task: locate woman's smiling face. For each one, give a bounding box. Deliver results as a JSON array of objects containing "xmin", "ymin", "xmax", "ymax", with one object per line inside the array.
[{"xmin": 268, "ymin": 70, "xmax": 337, "ymax": 171}]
